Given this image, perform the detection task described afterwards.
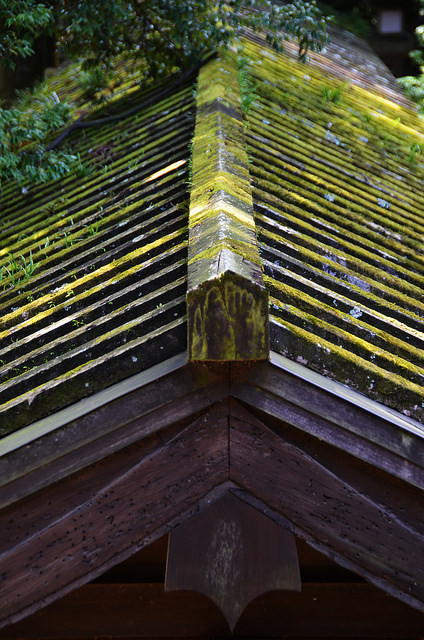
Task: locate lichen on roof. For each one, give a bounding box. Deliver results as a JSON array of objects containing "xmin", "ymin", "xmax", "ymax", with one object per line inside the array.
[
  {"xmin": 0, "ymin": 64, "xmax": 195, "ymax": 436},
  {"xmin": 241, "ymin": 34, "xmax": 424, "ymax": 420},
  {"xmin": 2, "ymin": 27, "xmax": 424, "ymax": 438}
]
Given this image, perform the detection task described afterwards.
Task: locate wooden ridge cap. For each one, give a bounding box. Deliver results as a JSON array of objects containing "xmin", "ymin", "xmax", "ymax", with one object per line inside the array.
[{"xmin": 187, "ymin": 53, "xmax": 268, "ymax": 361}]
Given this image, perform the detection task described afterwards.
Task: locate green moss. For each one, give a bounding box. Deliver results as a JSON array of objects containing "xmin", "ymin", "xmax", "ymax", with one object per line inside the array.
[
  {"xmin": 266, "ymin": 276, "xmax": 424, "ymax": 374},
  {"xmin": 188, "ymin": 236, "xmax": 261, "ymax": 267},
  {"xmin": 188, "ymin": 50, "xmax": 264, "ymax": 289},
  {"xmin": 0, "ymin": 227, "xmax": 186, "ymax": 339},
  {"xmin": 189, "ymin": 273, "xmax": 268, "ymax": 361},
  {"xmin": 270, "ymin": 306, "xmax": 424, "ymax": 419}
]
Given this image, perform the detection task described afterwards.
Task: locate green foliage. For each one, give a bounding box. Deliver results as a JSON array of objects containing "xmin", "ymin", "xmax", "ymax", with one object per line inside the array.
[
  {"xmin": 238, "ymin": 56, "xmax": 258, "ymax": 113},
  {"xmin": 0, "ymin": 88, "xmax": 76, "ymax": 189},
  {"xmin": 409, "ymin": 142, "xmax": 422, "ymax": 164},
  {"xmin": 79, "ymin": 66, "xmax": 113, "ymax": 100},
  {"xmin": 0, "ymin": 0, "xmax": 51, "ymax": 67},
  {"xmin": 0, "ymin": 251, "xmax": 37, "ymax": 288},
  {"xmin": 49, "ymin": 0, "xmax": 328, "ymax": 74},
  {"xmin": 398, "ymin": 73, "xmax": 424, "ymax": 112},
  {"xmin": 321, "ymin": 84, "xmax": 343, "ymax": 105},
  {"xmin": 0, "ymin": 0, "xmax": 329, "ymax": 190},
  {"xmin": 398, "ymin": 1, "xmax": 424, "ymax": 113},
  {"xmin": 317, "ymin": 2, "xmax": 373, "ymax": 40}
]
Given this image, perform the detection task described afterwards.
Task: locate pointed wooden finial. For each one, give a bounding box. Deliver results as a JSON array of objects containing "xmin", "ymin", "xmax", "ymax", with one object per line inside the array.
[{"xmin": 165, "ymin": 492, "xmax": 300, "ymax": 632}]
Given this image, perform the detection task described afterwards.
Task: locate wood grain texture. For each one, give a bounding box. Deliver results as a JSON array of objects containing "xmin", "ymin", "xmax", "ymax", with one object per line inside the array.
[
  {"xmin": 0, "ymin": 361, "xmax": 229, "ymax": 508},
  {"xmin": 0, "ymin": 406, "xmax": 229, "ymax": 629},
  {"xmin": 228, "ymin": 405, "xmax": 424, "ymax": 613},
  {"xmin": 166, "ymin": 492, "xmax": 300, "ymax": 630},
  {"xmin": 231, "ymin": 359, "xmax": 424, "ymax": 488}
]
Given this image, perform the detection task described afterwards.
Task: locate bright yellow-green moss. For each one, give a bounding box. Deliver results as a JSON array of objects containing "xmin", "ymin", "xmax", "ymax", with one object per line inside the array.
[
  {"xmin": 269, "ymin": 301, "xmax": 424, "ymax": 410},
  {"xmin": 265, "ymin": 276, "xmax": 424, "ymax": 372},
  {"xmin": 0, "ymin": 227, "xmax": 186, "ymax": 338},
  {"xmin": 187, "ymin": 51, "xmax": 268, "ymax": 361},
  {"xmin": 240, "ymin": 35, "xmax": 424, "ymax": 417},
  {"xmin": 188, "ymin": 52, "xmax": 263, "ymax": 282}
]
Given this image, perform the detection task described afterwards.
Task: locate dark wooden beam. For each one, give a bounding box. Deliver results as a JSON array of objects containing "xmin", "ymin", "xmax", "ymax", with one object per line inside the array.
[
  {"xmin": 1, "ymin": 582, "xmax": 423, "ymax": 638},
  {"xmin": 0, "ymin": 359, "xmax": 229, "ymax": 508},
  {"xmin": 231, "ymin": 356, "xmax": 424, "ymax": 489},
  {"xmin": 228, "ymin": 401, "xmax": 424, "ymax": 613},
  {"xmin": 0, "ymin": 405, "xmax": 229, "ymax": 629}
]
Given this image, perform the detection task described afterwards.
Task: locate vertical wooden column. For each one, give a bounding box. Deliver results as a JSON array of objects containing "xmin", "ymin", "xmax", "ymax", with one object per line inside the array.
[{"xmin": 187, "ymin": 52, "xmax": 269, "ymax": 361}]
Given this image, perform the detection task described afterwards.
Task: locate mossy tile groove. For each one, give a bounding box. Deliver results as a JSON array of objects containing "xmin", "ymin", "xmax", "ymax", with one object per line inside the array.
[
  {"xmin": 0, "ymin": 264, "xmax": 187, "ymax": 371},
  {"xmin": 0, "ymin": 288, "xmax": 186, "ymax": 401},
  {"xmin": 0, "ymin": 316, "xmax": 187, "ymax": 435},
  {"xmin": 241, "ymin": 36, "xmax": 424, "ymax": 417},
  {"xmin": 0, "ymin": 76, "xmax": 195, "ymax": 436},
  {"xmin": 0, "ymin": 218, "xmax": 188, "ymax": 327}
]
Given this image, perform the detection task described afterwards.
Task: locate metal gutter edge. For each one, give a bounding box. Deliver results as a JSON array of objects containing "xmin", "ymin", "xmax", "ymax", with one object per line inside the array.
[
  {"xmin": 0, "ymin": 352, "xmax": 188, "ymax": 458},
  {"xmin": 270, "ymin": 350, "xmax": 424, "ymax": 440}
]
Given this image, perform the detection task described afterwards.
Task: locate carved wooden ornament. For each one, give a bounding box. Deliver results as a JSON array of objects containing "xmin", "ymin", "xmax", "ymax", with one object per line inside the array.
[{"xmin": 165, "ymin": 492, "xmax": 300, "ymax": 631}]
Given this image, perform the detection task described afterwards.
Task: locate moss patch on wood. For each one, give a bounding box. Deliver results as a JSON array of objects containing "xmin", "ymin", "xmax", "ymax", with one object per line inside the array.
[
  {"xmin": 189, "ymin": 271, "xmax": 268, "ymax": 361},
  {"xmin": 187, "ymin": 50, "xmax": 268, "ymax": 361}
]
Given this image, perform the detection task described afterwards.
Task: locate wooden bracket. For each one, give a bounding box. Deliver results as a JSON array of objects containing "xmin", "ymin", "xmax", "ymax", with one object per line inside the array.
[{"xmin": 165, "ymin": 491, "xmax": 300, "ymax": 632}]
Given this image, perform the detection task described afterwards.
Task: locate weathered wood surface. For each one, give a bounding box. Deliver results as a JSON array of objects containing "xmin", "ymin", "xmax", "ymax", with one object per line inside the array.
[
  {"xmin": 188, "ymin": 271, "xmax": 269, "ymax": 360},
  {"xmin": 231, "ymin": 357, "xmax": 424, "ymax": 489},
  {"xmin": 1, "ymin": 358, "xmax": 424, "ymax": 629},
  {"xmin": 228, "ymin": 402, "xmax": 424, "ymax": 613},
  {"xmin": 166, "ymin": 492, "xmax": 300, "ymax": 630},
  {"xmin": 0, "ymin": 360, "xmax": 229, "ymax": 508},
  {"xmin": 0, "ymin": 406, "xmax": 229, "ymax": 629},
  {"xmin": 2, "ymin": 582, "xmax": 424, "ymax": 638},
  {"xmin": 187, "ymin": 54, "xmax": 268, "ymax": 360}
]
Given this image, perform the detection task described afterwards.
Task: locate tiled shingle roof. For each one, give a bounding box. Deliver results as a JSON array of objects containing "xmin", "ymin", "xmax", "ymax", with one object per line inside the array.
[
  {"xmin": 1, "ymin": 27, "xmax": 424, "ymax": 437},
  {"xmin": 242, "ymin": 34, "xmax": 424, "ymax": 420},
  {"xmin": 0, "ymin": 72, "xmax": 194, "ymax": 435}
]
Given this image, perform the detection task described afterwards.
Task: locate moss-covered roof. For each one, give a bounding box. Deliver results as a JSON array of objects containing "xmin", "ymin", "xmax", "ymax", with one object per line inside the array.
[
  {"xmin": 241, "ymin": 32, "xmax": 424, "ymax": 421},
  {"xmin": 0, "ymin": 63, "xmax": 194, "ymax": 436},
  {"xmin": 1, "ymin": 27, "xmax": 424, "ymax": 438}
]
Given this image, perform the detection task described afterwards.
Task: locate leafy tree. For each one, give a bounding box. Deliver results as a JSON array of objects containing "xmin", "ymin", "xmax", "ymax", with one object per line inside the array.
[
  {"xmin": 0, "ymin": 1, "xmax": 329, "ymax": 190},
  {"xmin": 0, "ymin": 0, "xmax": 51, "ymax": 65},
  {"xmin": 398, "ymin": 0, "xmax": 424, "ymax": 112}
]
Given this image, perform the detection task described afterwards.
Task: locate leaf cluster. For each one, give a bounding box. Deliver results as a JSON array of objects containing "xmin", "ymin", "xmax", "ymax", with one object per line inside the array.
[
  {"xmin": 398, "ymin": 1, "xmax": 424, "ymax": 113},
  {"xmin": 0, "ymin": 1, "xmax": 329, "ymax": 190},
  {"xmin": 0, "ymin": 0, "xmax": 51, "ymax": 67},
  {"xmin": 0, "ymin": 90, "xmax": 75, "ymax": 189}
]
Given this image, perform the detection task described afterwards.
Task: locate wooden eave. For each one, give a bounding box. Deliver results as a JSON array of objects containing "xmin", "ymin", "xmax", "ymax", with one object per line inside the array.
[
  {"xmin": 1, "ymin": 350, "xmax": 424, "ymax": 627},
  {"xmin": 1, "ymin": 35, "xmax": 424, "ymax": 632}
]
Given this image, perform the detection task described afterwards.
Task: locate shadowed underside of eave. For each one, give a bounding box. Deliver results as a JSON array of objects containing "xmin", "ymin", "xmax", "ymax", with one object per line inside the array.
[{"xmin": 0, "ymin": 395, "xmax": 423, "ymax": 632}]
